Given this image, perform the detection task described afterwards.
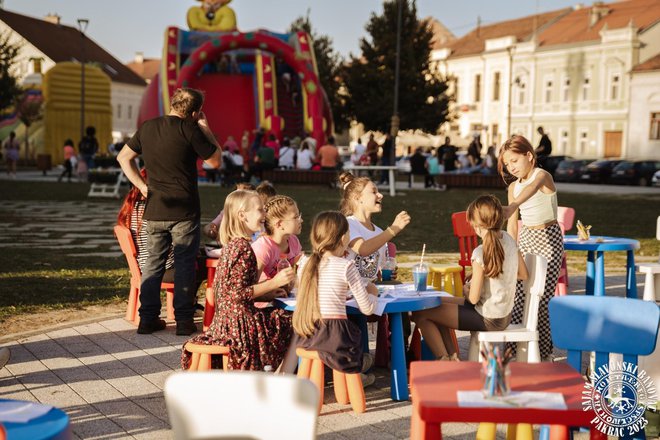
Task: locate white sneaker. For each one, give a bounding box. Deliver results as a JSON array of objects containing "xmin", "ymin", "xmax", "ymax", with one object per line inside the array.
[
  {"xmin": 361, "ymin": 352, "xmax": 374, "ymax": 373},
  {"xmin": 360, "ymin": 372, "xmax": 375, "ymax": 388},
  {"xmin": 0, "ymin": 347, "xmax": 10, "ymax": 369}
]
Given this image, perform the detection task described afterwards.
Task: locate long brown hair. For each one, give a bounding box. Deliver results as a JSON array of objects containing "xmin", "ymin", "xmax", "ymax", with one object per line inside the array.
[
  {"xmin": 497, "ymin": 135, "xmax": 536, "ymax": 177},
  {"xmin": 338, "ymin": 171, "xmax": 372, "ymax": 216},
  {"xmin": 293, "ymin": 211, "xmax": 349, "ymax": 338},
  {"xmin": 466, "ymin": 195, "xmax": 505, "ymax": 278},
  {"xmin": 117, "ymin": 168, "xmax": 147, "ymax": 230}
]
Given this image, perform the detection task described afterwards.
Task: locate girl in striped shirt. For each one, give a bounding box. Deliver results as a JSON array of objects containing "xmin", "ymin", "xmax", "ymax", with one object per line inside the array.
[{"xmin": 293, "ymin": 211, "xmax": 378, "ymax": 377}]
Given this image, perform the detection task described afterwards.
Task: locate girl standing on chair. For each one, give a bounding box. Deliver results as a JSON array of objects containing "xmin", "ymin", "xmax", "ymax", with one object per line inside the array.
[
  {"xmin": 411, "ymin": 195, "xmax": 527, "ymax": 360},
  {"xmin": 499, "ymin": 135, "xmax": 564, "ymax": 361},
  {"xmin": 293, "ymin": 211, "xmax": 378, "ymax": 382}
]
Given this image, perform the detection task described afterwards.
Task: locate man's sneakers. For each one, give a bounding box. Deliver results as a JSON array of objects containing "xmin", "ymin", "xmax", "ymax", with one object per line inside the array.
[
  {"xmin": 0, "ymin": 347, "xmax": 10, "ymax": 369},
  {"xmin": 137, "ymin": 319, "xmax": 167, "ymax": 334},
  {"xmin": 176, "ymin": 320, "xmax": 197, "ymax": 336}
]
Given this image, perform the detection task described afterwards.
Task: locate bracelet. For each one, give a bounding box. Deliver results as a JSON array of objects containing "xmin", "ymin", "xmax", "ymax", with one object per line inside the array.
[{"xmin": 386, "ymin": 226, "xmax": 397, "ymax": 237}]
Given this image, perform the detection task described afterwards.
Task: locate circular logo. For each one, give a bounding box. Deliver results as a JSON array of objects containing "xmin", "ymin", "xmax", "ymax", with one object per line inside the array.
[{"xmin": 582, "ymin": 361, "xmax": 657, "ymax": 437}]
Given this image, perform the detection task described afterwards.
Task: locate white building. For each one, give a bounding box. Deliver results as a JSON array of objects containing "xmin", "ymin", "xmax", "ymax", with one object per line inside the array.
[
  {"xmin": 432, "ymin": 0, "xmax": 660, "ymax": 159},
  {"xmin": 628, "ymin": 54, "xmax": 660, "ymax": 159},
  {"xmin": 0, "ymin": 9, "xmax": 146, "ymax": 141}
]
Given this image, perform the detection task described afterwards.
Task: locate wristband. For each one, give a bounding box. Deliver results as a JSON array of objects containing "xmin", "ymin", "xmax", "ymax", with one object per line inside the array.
[{"xmin": 386, "ymin": 226, "xmax": 397, "ymax": 237}]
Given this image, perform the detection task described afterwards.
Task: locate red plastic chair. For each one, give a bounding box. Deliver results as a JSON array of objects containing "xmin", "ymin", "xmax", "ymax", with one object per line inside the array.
[
  {"xmin": 451, "ymin": 211, "xmax": 478, "ymax": 282},
  {"xmin": 114, "ymin": 225, "xmax": 174, "ymax": 324}
]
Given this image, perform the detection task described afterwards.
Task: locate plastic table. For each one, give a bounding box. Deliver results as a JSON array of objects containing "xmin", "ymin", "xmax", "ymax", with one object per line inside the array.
[
  {"xmin": 410, "ymin": 361, "xmax": 605, "ymax": 440},
  {"xmin": 0, "ymin": 400, "xmax": 71, "ymax": 440},
  {"xmin": 277, "ymin": 291, "xmax": 442, "ymax": 401},
  {"xmin": 563, "ymin": 235, "xmax": 640, "ymax": 298}
]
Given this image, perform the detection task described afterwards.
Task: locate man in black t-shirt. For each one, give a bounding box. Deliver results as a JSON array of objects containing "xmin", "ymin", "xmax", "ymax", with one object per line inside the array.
[
  {"xmin": 117, "ymin": 88, "xmax": 221, "ymax": 336},
  {"xmin": 535, "ymin": 126, "xmax": 552, "ymax": 169}
]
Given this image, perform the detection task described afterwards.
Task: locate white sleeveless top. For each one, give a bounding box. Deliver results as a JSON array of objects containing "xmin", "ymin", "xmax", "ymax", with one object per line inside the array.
[{"xmin": 513, "ymin": 168, "xmax": 557, "ymax": 226}]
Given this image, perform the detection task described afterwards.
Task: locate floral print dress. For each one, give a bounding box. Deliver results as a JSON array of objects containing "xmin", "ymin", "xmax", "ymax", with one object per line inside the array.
[{"xmin": 181, "ymin": 237, "xmax": 292, "ymax": 370}]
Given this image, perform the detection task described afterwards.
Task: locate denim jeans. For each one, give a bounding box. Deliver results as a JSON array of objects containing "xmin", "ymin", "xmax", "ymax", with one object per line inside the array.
[{"xmin": 140, "ymin": 219, "xmax": 200, "ymax": 322}]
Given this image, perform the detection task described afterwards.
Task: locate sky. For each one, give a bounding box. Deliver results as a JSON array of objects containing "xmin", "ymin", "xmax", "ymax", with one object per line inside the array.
[{"xmin": 4, "ymin": 0, "xmax": 581, "ymax": 63}]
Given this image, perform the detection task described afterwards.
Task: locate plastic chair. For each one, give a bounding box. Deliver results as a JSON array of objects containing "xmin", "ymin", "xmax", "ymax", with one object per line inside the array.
[
  {"xmin": 451, "ymin": 211, "xmax": 478, "ymax": 282},
  {"xmin": 636, "ymin": 216, "xmax": 660, "ymax": 302},
  {"xmin": 113, "ymin": 225, "xmax": 174, "ymax": 324},
  {"xmin": 203, "ymin": 258, "xmax": 218, "ymax": 330},
  {"xmin": 296, "ymin": 348, "xmax": 366, "ymax": 414},
  {"xmin": 165, "ymin": 371, "xmax": 319, "ymax": 440},
  {"xmin": 545, "ymin": 295, "xmax": 660, "ymax": 440},
  {"xmin": 468, "ymin": 254, "xmax": 548, "ymax": 363},
  {"xmin": 183, "ymin": 342, "xmax": 229, "ymax": 371}
]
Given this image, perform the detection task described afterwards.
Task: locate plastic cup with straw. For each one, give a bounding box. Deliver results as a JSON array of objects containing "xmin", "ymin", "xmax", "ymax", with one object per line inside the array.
[{"xmin": 412, "ymin": 243, "xmax": 428, "ymax": 294}]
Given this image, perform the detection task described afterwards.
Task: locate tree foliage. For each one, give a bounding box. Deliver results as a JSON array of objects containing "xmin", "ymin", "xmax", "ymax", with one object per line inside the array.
[
  {"xmin": 288, "ymin": 13, "xmax": 349, "ymax": 131},
  {"xmin": 0, "ymin": 31, "xmax": 21, "ymax": 113},
  {"xmin": 343, "ymin": 0, "xmax": 450, "ymax": 133}
]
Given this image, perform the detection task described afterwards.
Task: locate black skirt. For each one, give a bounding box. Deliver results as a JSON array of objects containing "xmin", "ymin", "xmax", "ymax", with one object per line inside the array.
[{"xmin": 296, "ymin": 318, "xmax": 364, "ymax": 374}]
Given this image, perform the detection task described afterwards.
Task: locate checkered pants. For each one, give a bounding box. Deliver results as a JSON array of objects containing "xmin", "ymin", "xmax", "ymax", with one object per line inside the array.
[{"xmin": 508, "ymin": 223, "xmax": 564, "ymax": 359}]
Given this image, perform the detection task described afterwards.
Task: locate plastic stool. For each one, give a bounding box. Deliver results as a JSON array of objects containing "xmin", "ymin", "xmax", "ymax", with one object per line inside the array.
[
  {"xmin": 410, "ymin": 326, "xmax": 460, "ymax": 359},
  {"xmin": 296, "ymin": 348, "xmax": 365, "ymax": 414},
  {"xmin": 637, "ymin": 263, "xmax": 660, "ymax": 301},
  {"xmin": 428, "ymin": 265, "xmax": 463, "ymax": 296},
  {"xmin": 184, "ymin": 342, "xmax": 229, "ymax": 371},
  {"xmin": 127, "ymin": 284, "xmax": 175, "ymax": 323},
  {"xmin": 476, "ymin": 423, "xmax": 533, "ymax": 440}
]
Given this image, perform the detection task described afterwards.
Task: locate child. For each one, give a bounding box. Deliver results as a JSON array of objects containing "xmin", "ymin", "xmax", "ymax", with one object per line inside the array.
[
  {"xmin": 499, "ymin": 135, "xmax": 563, "ymax": 361},
  {"xmin": 181, "ymin": 190, "xmax": 295, "ymax": 371},
  {"xmin": 203, "ymin": 182, "xmax": 255, "ymax": 241},
  {"xmin": 339, "ymin": 171, "xmax": 410, "ymax": 285},
  {"xmin": 411, "ymin": 195, "xmax": 528, "ymax": 360},
  {"xmin": 293, "ymin": 211, "xmax": 378, "ymax": 380},
  {"xmin": 252, "ymin": 196, "xmax": 303, "ymax": 287}
]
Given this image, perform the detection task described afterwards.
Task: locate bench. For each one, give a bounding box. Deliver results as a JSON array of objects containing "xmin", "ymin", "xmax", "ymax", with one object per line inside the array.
[
  {"xmin": 434, "ymin": 173, "xmax": 506, "ymax": 189},
  {"xmin": 261, "ymin": 169, "xmax": 338, "ymax": 186}
]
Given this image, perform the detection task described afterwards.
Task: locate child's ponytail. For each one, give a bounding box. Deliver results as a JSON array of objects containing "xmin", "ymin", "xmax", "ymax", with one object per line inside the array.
[
  {"xmin": 466, "ymin": 195, "xmax": 505, "ymax": 278},
  {"xmin": 293, "ymin": 252, "xmax": 322, "ymax": 338},
  {"xmin": 481, "ymin": 228, "xmax": 505, "ymax": 278}
]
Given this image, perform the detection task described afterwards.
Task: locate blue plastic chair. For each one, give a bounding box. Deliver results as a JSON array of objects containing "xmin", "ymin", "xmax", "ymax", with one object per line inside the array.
[{"xmin": 545, "ymin": 296, "xmax": 660, "ymax": 440}]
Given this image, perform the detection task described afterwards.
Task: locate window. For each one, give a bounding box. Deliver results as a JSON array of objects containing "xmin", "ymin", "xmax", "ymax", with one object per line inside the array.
[
  {"xmin": 582, "ymin": 77, "xmax": 590, "ymax": 101},
  {"xmin": 610, "ymin": 74, "xmax": 620, "ymax": 100},
  {"xmin": 493, "ymin": 72, "xmax": 501, "ymax": 101},
  {"xmin": 560, "ymin": 130, "xmax": 569, "ymax": 152},
  {"xmin": 544, "ymin": 79, "xmax": 553, "ymax": 103},
  {"xmin": 474, "ymin": 74, "xmax": 481, "ymax": 102},
  {"xmin": 517, "ymin": 80, "xmax": 526, "ymax": 105},
  {"xmin": 117, "ymin": 104, "xmax": 122, "ymax": 119},
  {"xmin": 562, "ymin": 77, "xmax": 571, "ymax": 102},
  {"xmin": 651, "ymin": 112, "xmax": 660, "ymax": 140},
  {"xmin": 128, "ymin": 105, "xmax": 133, "ymax": 120},
  {"xmin": 579, "ymin": 131, "xmax": 588, "ymax": 153}
]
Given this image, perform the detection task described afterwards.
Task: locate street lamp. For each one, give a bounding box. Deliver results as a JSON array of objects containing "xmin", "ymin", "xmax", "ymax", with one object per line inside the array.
[{"xmin": 77, "ymin": 18, "xmax": 89, "ymax": 142}]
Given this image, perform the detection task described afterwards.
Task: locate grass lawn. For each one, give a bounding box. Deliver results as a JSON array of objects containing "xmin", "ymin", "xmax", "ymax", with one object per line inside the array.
[{"xmin": 1, "ymin": 179, "xmax": 659, "ymax": 325}]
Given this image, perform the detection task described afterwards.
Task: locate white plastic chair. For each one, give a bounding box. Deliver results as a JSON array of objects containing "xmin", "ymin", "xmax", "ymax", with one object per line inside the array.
[
  {"xmin": 165, "ymin": 371, "xmax": 319, "ymax": 440},
  {"xmin": 468, "ymin": 254, "xmax": 548, "ymax": 363},
  {"xmin": 636, "ymin": 215, "xmax": 660, "ymax": 302}
]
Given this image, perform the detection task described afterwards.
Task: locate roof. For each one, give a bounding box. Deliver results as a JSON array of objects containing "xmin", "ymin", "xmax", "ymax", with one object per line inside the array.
[
  {"xmin": 537, "ymin": 0, "xmax": 660, "ymax": 47},
  {"xmin": 424, "ymin": 17, "xmax": 456, "ymax": 50},
  {"xmin": 0, "ymin": 9, "xmax": 145, "ymax": 87},
  {"xmin": 632, "ymin": 53, "xmax": 660, "ymax": 72},
  {"xmin": 126, "ymin": 58, "xmax": 161, "ymax": 82},
  {"xmin": 443, "ymin": 8, "xmax": 572, "ymax": 58}
]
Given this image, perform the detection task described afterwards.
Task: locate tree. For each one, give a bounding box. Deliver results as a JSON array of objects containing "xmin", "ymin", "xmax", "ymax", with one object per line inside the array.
[
  {"xmin": 0, "ymin": 31, "xmax": 21, "ymax": 114},
  {"xmin": 15, "ymin": 90, "xmax": 43, "ymax": 159},
  {"xmin": 288, "ymin": 13, "xmax": 349, "ymax": 131},
  {"xmin": 343, "ymin": 0, "xmax": 451, "ymax": 133}
]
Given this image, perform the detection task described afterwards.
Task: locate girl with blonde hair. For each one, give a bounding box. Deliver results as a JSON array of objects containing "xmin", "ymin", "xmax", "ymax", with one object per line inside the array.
[
  {"xmin": 411, "ymin": 195, "xmax": 528, "ymax": 360},
  {"xmin": 252, "ymin": 195, "xmax": 303, "ymax": 288},
  {"xmin": 294, "ymin": 211, "xmax": 378, "ymax": 377},
  {"xmin": 181, "ymin": 190, "xmax": 295, "ymax": 370}
]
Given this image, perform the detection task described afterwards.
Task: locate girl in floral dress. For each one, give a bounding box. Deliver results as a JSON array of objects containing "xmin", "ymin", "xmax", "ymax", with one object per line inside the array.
[{"xmin": 181, "ymin": 190, "xmax": 295, "ymax": 370}]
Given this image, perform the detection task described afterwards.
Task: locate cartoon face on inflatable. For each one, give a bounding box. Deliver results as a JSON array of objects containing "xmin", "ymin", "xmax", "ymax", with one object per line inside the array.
[{"xmin": 187, "ymin": 0, "xmax": 237, "ymax": 32}]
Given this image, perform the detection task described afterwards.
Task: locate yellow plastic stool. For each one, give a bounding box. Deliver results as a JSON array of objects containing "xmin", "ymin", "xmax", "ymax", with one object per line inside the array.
[
  {"xmin": 428, "ymin": 265, "xmax": 463, "ymax": 296},
  {"xmin": 476, "ymin": 423, "xmax": 533, "ymax": 440}
]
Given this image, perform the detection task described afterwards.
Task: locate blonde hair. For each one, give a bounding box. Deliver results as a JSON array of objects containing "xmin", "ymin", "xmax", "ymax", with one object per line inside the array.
[
  {"xmin": 293, "ymin": 211, "xmax": 349, "ymax": 338},
  {"xmin": 338, "ymin": 171, "xmax": 372, "ymax": 216},
  {"xmin": 466, "ymin": 195, "xmax": 505, "ymax": 278},
  {"xmin": 219, "ymin": 190, "xmax": 259, "ymax": 246},
  {"xmin": 263, "ymin": 195, "xmax": 297, "ymax": 235},
  {"xmin": 497, "ymin": 135, "xmax": 537, "ymax": 177}
]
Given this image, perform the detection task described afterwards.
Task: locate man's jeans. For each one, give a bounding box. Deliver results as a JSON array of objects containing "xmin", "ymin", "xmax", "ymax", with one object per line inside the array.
[{"xmin": 140, "ymin": 219, "xmax": 200, "ymax": 323}]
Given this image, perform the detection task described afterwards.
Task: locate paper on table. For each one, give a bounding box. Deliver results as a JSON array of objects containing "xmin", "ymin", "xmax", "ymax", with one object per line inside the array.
[
  {"xmin": 205, "ymin": 246, "xmax": 223, "ymax": 258},
  {"xmin": 380, "ymin": 284, "xmax": 452, "ymax": 298},
  {"xmin": 457, "ymin": 391, "xmax": 567, "ymax": 410},
  {"xmin": 346, "ymin": 297, "xmax": 396, "ymax": 316},
  {"xmin": 278, "ymin": 298, "xmax": 297, "ymax": 308},
  {"xmin": 0, "ymin": 400, "xmax": 53, "ymax": 423}
]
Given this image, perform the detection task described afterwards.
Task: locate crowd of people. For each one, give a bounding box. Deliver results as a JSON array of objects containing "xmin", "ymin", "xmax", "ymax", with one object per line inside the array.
[{"xmin": 114, "ymin": 88, "xmax": 562, "ymax": 390}]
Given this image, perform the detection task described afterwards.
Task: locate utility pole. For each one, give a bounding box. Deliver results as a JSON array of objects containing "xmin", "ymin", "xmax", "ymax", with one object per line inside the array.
[{"xmin": 391, "ymin": 0, "xmax": 403, "ymax": 161}]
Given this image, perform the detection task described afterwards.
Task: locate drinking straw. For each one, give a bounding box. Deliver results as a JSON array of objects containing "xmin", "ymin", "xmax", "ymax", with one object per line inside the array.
[{"xmin": 419, "ymin": 243, "xmax": 426, "ymax": 267}]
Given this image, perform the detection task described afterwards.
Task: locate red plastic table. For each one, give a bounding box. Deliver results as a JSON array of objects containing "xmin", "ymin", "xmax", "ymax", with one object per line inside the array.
[{"xmin": 410, "ymin": 361, "xmax": 606, "ymax": 440}]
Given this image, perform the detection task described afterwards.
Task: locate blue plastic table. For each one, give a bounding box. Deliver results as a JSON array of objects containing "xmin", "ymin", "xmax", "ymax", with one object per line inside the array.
[
  {"xmin": 0, "ymin": 400, "xmax": 71, "ymax": 440},
  {"xmin": 276, "ymin": 293, "xmax": 442, "ymax": 401},
  {"xmin": 563, "ymin": 235, "xmax": 640, "ymax": 298}
]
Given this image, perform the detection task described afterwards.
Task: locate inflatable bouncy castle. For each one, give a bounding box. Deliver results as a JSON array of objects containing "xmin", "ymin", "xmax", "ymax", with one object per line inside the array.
[{"xmin": 137, "ymin": 0, "xmax": 332, "ymax": 146}]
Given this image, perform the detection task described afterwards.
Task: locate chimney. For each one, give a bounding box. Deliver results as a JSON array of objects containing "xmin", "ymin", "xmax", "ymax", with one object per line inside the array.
[
  {"xmin": 43, "ymin": 13, "xmax": 61, "ymax": 25},
  {"xmin": 589, "ymin": 2, "xmax": 610, "ymax": 28},
  {"xmin": 134, "ymin": 51, "xmax": 144, "ymax": 64}
]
